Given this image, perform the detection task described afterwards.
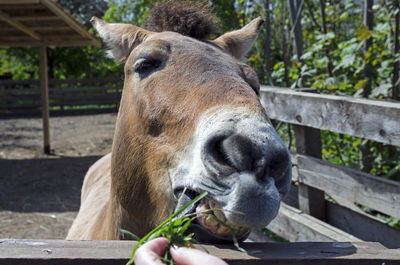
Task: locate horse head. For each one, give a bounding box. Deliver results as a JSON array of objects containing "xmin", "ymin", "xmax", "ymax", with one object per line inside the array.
[{"xmin": 90, "ymin": 6, "xmax": 291, "ymax": 243}]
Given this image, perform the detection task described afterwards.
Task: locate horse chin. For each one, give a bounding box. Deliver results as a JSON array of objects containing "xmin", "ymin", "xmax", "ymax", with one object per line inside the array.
[{"xmin": 174, "ymin": 189, "xmax": 250, "ymax": 243}]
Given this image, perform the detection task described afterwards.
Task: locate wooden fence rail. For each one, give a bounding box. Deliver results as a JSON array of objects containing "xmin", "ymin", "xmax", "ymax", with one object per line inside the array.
[
  {"xmin": 260, "ymin": 86, "xmax": 400, "ymax": 146},
  {"xmin": 260, "ymin": 86, "xmax": 400, "ymax": 249},
  {"xmin": 1, "ymin": 239, "xmax": 399, "ymax": 265},
  {"xmin": 0, "ymin": 77, "xmax": 123, "ymax": 117},
  {"xmin": 277, "ymin": 185, "xmax": 400, "ymax": 248},
  {"xmin": 293, "ymin": 154, "xmax": 400, "ymax": 219}
]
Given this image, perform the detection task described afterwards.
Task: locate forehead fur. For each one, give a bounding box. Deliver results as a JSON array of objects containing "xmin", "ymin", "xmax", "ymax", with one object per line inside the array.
[
  {"xmin": 145, "ymin": 1, "xmax": 218, "ymax": 40},
  {"xmin": 141, "ymin": 32, "xmax": 237, "ymax": 68}
]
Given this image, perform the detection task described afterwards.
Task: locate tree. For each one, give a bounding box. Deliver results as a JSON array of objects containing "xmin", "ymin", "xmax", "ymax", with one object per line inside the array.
[{"xmin": 392, "ymin": 1, "xmax": 400, "ymax": 100}]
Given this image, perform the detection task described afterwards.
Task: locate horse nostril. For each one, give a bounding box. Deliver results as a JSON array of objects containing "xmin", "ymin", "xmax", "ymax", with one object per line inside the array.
[
  {"xmin": 203, "ymin": 133, "xmax": 290, "ymax": 180},
  {"xmin": 220, "ymin": 134, "xmax": 258, "ymax": 172},
  {"xmin": 202, "ymin": 135, "xmax": 236, "ymax": 176},
  {"xmin": 266, "ymin": 147, "xmax": 290, "ymax": 180},
  {"xmin": 209, "ymin": 136, "xmax": 233, "ymax": 167}
]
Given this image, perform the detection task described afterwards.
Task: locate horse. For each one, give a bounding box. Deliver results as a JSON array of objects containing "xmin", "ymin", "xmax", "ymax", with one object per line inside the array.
[{"xmin": 67, "ymin": 3, "xmax": 292, "ymax": 243}]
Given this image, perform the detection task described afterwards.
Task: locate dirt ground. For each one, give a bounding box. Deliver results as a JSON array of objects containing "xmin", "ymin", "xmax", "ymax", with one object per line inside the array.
[{"xmin": 0, "ymin": 113, "xmax": 117, "ymax": 239}]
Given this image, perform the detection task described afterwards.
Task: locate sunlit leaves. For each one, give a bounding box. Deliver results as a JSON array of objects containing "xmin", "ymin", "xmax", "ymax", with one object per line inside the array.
[
  {"xmin": 356, "ymin": 26, "xmax": 373, "ymax": 41},
  {"xmin": 354, "ymin": 79, "xmax": 367, "ymax": 90}
]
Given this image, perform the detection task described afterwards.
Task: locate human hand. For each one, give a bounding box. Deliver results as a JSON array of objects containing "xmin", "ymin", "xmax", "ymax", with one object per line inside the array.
[
  {"xmin": 134, "ymin": 237, "xmax": 228, "ymax": 265},
  {"xmin": 170, "ymin": 243, "xmax": 228, "ymax": 265},
  {"xmin": 134, "ymin": 237, "xmax": 169, "ymax": 265}
]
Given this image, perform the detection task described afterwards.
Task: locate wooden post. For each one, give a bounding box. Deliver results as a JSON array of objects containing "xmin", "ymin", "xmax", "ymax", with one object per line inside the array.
[
  {"xmin": 39, "ymin": 46, "xmax": 50, "ymax": 154},
  {"xmin": 293, "ymin": 89, "xmax": 325, "ymax": 221},
  {"xmin": 294, "ymin": 125, "xmax": 326, "ymax": 221}
]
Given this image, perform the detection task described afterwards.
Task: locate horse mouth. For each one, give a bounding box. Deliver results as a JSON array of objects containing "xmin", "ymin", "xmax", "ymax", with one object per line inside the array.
[{"xmin": 175, "ymin": 189, "xmax": 250, "ymax": 243}]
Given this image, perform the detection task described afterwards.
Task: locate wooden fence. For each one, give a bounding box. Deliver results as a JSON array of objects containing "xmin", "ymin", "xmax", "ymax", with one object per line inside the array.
[
  {"xmin": 260, "ymin": 86, "xmax": 400, "ymax": 249},
  {"xmin": 1, "ymin": 239, "xmax": 399, "ymax": 265},
  {"xmin": 0, "ymin": 86, "xmax": 399, "ymax": 263},
  {"xmin": 0, "ymin": 77, "xmax": 123, "ymax": 117}
]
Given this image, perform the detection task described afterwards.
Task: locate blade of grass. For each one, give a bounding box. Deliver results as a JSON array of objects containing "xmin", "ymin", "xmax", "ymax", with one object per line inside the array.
[
  {"xmin": 118, "ymin": 228, "xmax": 141, "ymax": 241},
  {"xmin": 126, "ymin": 191, "xmax": 208, "ymax": 265}
]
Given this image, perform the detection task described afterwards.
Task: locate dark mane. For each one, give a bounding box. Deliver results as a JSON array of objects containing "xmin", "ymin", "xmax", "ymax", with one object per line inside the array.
[{"xmin": 145, "ymin": 1, "xmax": 218, "ymax": 40}]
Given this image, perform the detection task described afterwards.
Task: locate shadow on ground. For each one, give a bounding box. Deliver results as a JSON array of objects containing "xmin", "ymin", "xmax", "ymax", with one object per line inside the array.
[{"xmin": 0, "ymin": 155, "xmax": 101, "ymax": 213}]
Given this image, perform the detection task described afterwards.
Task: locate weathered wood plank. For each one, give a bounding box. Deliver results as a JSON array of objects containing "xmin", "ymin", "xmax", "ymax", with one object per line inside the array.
[
  {"xmin": 50, "ymin": 87, "xmax": 121, "ymax": 93},
  {"xmin": 0, "ymin": 79, "xmax": 40, "ymax": 86},
  {"xmin": 326, "ymin": 202, "xmax": 400, "ymax": 249},
  {"xmin": 50, "ymin": 99, "xmax": 118, "ymax": 106},
  {"xmin": 0, "ymin": 97, "xmax": 118, "ymax": 107},
  {"xmin": 260, "ymin": 86, "xmax": 400, "ymax": 146},
  {"xmin": 48, "ymin": 77, "xmax": 122, "ymax": 85},
  {"xmin": 293, "ymin": 124, "xmax": 326, "ymax": 221},
  {"xmin": 293, "ymin": 154, "xmax": 400, "ymax": 219},
  {"xmin": 0, "ymin": 103, "xmax": 42, "ymax": 109},
  {"xmin": 0, "ymin": 10, "xmax": 41, "ymax": 40},
  {"xmin": 282, "ymin": 184, "xmax": 400, "ymax": 248},
  {"xmin": 39, "ymin": 46, "xmax": 50, "ymax": 154},
  {"xmin": 0, "ymin": 86, "xmax": 121, "ymax": 94},
  {"xmin": 0, "ymin": 239, "xmax": 399, "ymax": 265},
  {"xmin": 0, "ymin": 77, "xmax": 121, "ymax": 86},
  {"xmin": 0, "ymin": 95, "xmax": 41, "ymax": 101},
  {"xmin": 0, "ymin": 107, "xmax": 117, "ymax": 118},
  {"xmin": 0, "ymin": 91, "xmax": 121, "ymax": 102},
  {"xmin": 0, "ymin": 0, "xmax": 40, "ymax": 4},
  {"xmin": 266, "ymin": 203, "xmax": 362, "ymax": 242},
  {"xmin": 39, "ymin": 0, "xmax": 98, "ymax": 45}
]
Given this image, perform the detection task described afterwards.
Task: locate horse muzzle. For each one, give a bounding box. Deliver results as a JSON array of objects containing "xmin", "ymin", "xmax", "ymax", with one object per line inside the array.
[{"xmin": 171, "ymin": 107, "xmax": 292, "ymax": 242}]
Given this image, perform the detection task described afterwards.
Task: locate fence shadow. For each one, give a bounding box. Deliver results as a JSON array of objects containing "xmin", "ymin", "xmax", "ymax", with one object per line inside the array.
[
  {"xmin": 0, "ymin": 155, "xmax": 102, "ymax": 213},
  {"xmin": 214, "ymin": 242, "xmax": 358, "ymax": 263}
]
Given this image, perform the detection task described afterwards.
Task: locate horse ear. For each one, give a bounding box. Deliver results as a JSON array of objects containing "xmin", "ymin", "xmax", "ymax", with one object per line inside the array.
[
  {"xmin": 212, "ymin": 17, "xmax": 264, "ymax": 60},
  {"xmin": 90, "ymin": 17, "xmax": 152, "ymax": 63}
]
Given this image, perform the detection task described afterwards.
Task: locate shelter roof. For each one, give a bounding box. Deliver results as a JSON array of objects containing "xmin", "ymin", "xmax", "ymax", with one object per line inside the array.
[{"xmin": 0, "ymin": 0, "xmax": 100, "ymax": 48}]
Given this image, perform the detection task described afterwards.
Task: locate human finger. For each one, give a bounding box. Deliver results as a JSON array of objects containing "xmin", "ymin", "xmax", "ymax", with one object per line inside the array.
[
  {"xmin": 134, "ymin": 237, "xmax": 169, "ymax": 265},
  {"xmin": 170, "ymin": 244, "xmax": 228, "ymax": 265}
]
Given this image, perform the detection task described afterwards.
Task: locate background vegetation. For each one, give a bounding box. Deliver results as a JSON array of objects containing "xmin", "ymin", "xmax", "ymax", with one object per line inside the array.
[{"xmin": 0, "ymin": 0, "xmax": 399, "ymax": 224}]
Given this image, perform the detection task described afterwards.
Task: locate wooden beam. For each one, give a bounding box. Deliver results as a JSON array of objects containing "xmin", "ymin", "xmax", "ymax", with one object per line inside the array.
[
  {"xmin": 0, "ymin": 77, "xmax": 121, "ymax": 86},
  {"xmin": 15, "ymin": 16, "xmax": 60, "ymax": 21},
  {"xmin": 284, "ymin": 184, "xmax": 400, "ymax": 248},
  {"xmin": 39, "ymin": 0, "xmax": 94, "ymax": 40},
  {"xmin": 267, "ymin": 203, "xmax": 362, "ymax": 242},
  {"xmin": 293, "ymin": 124, "xmax": 326, "ymax": 221},
  {"xmin": 0, "ymin": 0, "xmax": 39, "ymax": 4},
  {"xmin": 293, "ymin": 154, "xmax": 400, "ymax": 219},
  {"xmin": 1, "ymin": 239, "xmax": 399, "ymax": 264},
  {"xmin": 30, "ymin": 26, "xmax": 70, "ymax": 30},
  {"xmin": 260, "ymin": 86, "xmax": 400, "ymax": 146},
  {"xmin": 0, "ymin": 10, "xmax": 41, "ymax": 40},
  {"xmin": 39, "ymin": 46, "xmax": 50, "ymax": 154},
  {"xmin": 326, "ymin": 202, "xmax": 400, "ymax": 249},
  {"xmin": 0, "ymin": 40, "xmax": 99, "ymax": 47}
]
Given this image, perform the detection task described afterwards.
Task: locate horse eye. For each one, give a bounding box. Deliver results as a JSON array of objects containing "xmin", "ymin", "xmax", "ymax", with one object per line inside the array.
[{"xmin": 134, "ymin": 58, "xmax": 162, "ymax": 74}]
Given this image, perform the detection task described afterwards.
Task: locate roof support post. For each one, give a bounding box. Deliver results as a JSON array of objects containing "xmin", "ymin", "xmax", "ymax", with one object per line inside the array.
[{"xmin": 39, "ymin": 45, "xmax": 50, "ymax": 154}]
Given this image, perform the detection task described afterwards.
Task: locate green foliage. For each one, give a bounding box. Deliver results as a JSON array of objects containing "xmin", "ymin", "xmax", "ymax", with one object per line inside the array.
[
  {"xmin": 266, "ymin": 0, "xmax": 399, "ymax": 185},
  {"xmin": 211, "ymin": 0, "xmax": 240, "ymax": 32},
  {"xmin": 0, "ymin": 48, "xmax": 39, "ymax": 79},
  {"xmin": 122, "ymin": 191, "xmax": 208, "ymax": 265},
  {"xmin": 269, "ymin": 0, "xmax": 400, "ymax": 99},
  {"xmin": 103, "ymin": 0, "xmax": 151, "ymax": 26}
]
